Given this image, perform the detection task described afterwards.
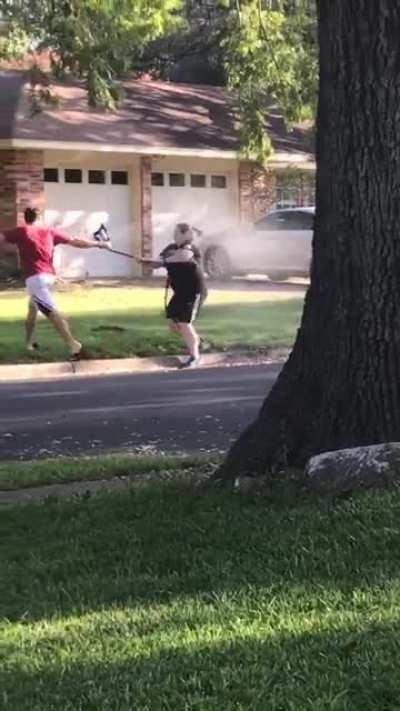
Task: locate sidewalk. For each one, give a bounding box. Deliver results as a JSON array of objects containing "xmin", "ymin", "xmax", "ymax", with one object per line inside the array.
[{"xmin": 0, "ymin": 348, "xmax": 290, "ymax": 383}]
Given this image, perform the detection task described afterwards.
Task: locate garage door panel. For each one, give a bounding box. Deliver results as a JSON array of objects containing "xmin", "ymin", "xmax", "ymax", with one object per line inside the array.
[
  {"xmin": 152, "ymin": 171, "xmax": 236, "ymax": 257},
  {"xmin": 44, "ymin": 172, "xmax": 132, "ymax": 278}
]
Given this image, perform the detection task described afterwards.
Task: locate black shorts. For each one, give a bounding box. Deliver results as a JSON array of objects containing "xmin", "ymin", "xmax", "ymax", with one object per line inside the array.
[{"xmin": 166, "ymin": 294, "xmax": 203, "ymax": 323}]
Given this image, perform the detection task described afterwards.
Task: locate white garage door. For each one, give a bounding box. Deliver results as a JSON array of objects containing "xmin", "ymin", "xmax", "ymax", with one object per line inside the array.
[
  {"xmin": 44, "ymin": 167, "xmax": 132, "ymax": 278},
  {"xmin": 151, "ymin": 170, "xmax": 236, "ymax": 257}
]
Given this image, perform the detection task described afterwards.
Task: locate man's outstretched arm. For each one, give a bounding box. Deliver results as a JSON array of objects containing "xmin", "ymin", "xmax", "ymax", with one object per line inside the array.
[
  {"xmin": 68, "ymin": 237, "xmax": 111, "ymax": 250},
  {"xmin": 52, "ymin": 228, "xmax": 111, "ymax": 251}
]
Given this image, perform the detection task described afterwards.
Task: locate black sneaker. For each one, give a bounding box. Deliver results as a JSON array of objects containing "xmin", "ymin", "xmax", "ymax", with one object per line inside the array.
[{"xmin": 179, "ymin": 356, "xmax": 200, "ymax": 369}]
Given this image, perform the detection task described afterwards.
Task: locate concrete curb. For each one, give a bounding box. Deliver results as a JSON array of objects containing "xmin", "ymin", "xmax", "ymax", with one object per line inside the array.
[{"xmin": 0, "ymin": 349, "xmax": 290, "ymax": 383}]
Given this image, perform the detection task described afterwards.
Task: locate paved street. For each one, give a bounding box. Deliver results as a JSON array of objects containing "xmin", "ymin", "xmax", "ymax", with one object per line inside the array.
[{"xmin": 0, "ymin": 364, "xmax": 281, "ymax": 460}]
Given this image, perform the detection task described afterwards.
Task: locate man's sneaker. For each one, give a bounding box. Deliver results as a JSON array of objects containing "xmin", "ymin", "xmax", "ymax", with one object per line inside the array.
[
  {"xmin": 69, "ymin": 344, "xmax": 87, "ymax": 361},
  {"xmin": 26, "ymin": 342, "xmax": 39, "ymax": 352},
  {"xmin": 179, "ymin": 355, "xmax": 200, "ymax": 369}
]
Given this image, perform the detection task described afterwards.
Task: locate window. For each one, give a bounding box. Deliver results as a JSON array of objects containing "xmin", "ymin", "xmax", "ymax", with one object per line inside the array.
[
  {"xmin": 255, "ymin": 214, "xmax": 288, "ymax": 231},
  {"xmin": 286, "ymin": 211, "xmax": 314, "ymax": 230},
  {"xmin": 44, "ymin": 168, "xmax": 59, "ymax": 183},
  {"xmin": 65, "ymin": 169, "xmax": 82, "ymax": 184},
  {"xmin": 111, "ymin": 171, "xmax": 128, "ymax": 185},
  {"xmin": 276, "ymin": 174, "xmax": 315, "ymax": 208},
  {"xmin": 211, "ymin": 175, "xmax": 227, "ymax": 189},
  {"xmin": 169, "ymin": 173, "xmax": 185, "ymax": 187},
  {"xmin": 151, "ymin": 172, "xmax": 164, "ymax": 186},
  {"xmin": 191, "ymin": 174, "xmax": 206, "ymax": 188},
  {"xmin": 255, "ymin": 210, "xmax": 314, "ymax": 232},
  {"xmin": 88, "ymin": 170, "xmax": 106, "ymax": 185}
]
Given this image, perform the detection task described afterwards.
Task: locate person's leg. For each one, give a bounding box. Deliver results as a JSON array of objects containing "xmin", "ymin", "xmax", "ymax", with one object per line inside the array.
[
  {"xmin": 25, "ymin": 298, "xmax": 39, "ymax": 350},
  {"xmin": 27, "ymin": 275, "xmax": 82, "ymax": 356},
  {"xmin": 46, "ymin": 310, "xmax": 82, "ymax": 355},
  {"xmin": 168, "ymin": 320, "xmax": 180, "ymax": 334},
  {"xmin": 178, "ymin": 322, "xmax": 200, "ymax": 360}
]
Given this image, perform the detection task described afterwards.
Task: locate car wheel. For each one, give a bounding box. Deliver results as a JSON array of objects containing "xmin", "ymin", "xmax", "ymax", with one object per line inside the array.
[{"xmin": 203, "ymin": 246, "xmax": 232, "ymax": 280}]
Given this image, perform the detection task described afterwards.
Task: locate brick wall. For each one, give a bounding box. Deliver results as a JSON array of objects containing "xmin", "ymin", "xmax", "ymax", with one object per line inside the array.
[
  {"xmin": 0, "ymin": 149, "xmax": 44, "ymax": 230},
  {"xmin": 252, "ymin": 165, "xmax": 278, "ymax": 221},
  {"xmin": 140, "ymin": 156, "xmax": 152, "ymax": 257},
  {"xmin": 140, "ymin": 156, "xmax": 152, "ymax": 275},
  {"xmin": 0, "ymin": 150, "xmax": 17, "ymax": 229},
  {"xmin": 238, "ymin": 161, "xmax": 277, "ymax": 222}
]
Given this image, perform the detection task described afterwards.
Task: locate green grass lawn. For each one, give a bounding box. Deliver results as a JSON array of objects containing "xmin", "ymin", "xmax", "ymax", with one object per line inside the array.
[
  {"xmin": 2, "ymin": 482, "xmax": 400, "ymax": 710},
  {"xmin": 0, "ymin": 452, "xmax": 218, "ymax": 491},
  {"xmin": 0, "ymin": 284, "xmax": 304, "ymax": 363}
]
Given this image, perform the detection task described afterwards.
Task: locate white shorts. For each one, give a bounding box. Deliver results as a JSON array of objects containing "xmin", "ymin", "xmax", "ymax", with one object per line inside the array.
[{"xmin": 26, "ymin": 274, "xmax": 57, "ymax": 315}]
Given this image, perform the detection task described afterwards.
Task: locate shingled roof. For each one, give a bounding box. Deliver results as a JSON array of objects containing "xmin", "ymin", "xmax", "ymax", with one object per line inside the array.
[{"xmin": 0, "ymin": 70, "xmax": 314, "ymax": 160}]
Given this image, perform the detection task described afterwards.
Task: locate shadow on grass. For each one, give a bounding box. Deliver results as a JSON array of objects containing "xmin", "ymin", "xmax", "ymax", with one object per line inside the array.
[
  {"xmin": 2, "ymin": 484, "xmax": 400, "ymax": 623},
  {"xmin": 0, "ymin": 299, "xmax": 302, "ymax": 363}
]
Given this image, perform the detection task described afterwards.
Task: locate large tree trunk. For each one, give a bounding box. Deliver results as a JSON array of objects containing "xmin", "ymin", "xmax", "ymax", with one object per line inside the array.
[{"xmin": 216, "ymin": 0, "xmax": 400, "ymax": 481}]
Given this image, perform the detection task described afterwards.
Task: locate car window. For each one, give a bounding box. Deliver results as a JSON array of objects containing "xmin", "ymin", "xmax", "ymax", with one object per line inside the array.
[
  {"xmin": 255, "ymin": 210, "xmax": 314, "ymax": 232},
  {"xmin": 284, "ymin": 211, "xmax": 314, "ymax": 230},
  {"xmin": 255, "ymin": 213, "xmax": 289, "ymax": 230}
]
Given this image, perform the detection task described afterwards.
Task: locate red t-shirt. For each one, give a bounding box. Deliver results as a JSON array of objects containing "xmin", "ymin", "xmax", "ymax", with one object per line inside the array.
[{"xmin": 4, "ymin": 226, "xmax": 71, "ymax": 279}]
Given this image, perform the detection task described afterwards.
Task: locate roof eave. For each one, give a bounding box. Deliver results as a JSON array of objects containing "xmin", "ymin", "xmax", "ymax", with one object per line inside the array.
[
  {"xmin": 0, "ymin": 138, "xmax": 238, "ymax": 160},
  {"xmin": 0, "ymin": 138, "xmax": 316, "ymax": 167},
  {"xmin": 267, "ymin": 151, "xmax": 316, "ymax": 170}
]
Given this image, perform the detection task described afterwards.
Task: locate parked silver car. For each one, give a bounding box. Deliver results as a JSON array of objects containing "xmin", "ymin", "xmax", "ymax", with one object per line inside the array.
[{"xmin": 200, "ymin": 207, "xmax": 315, "ymax": 280}]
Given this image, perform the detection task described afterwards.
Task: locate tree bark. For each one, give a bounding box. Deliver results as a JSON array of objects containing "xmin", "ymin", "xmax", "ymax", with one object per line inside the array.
[{"xmin": 216, "ymin": 0, "xmax": 400, "ymax": 481}]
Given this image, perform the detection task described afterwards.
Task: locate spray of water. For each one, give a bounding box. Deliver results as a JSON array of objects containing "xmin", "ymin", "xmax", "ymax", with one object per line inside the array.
[{"xmin": 45, "ymin": 203, "xmax": 313, "ymax": 286}]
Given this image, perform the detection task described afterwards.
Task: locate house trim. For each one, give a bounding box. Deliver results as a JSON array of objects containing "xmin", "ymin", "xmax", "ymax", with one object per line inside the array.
[{"xmin": 0, "ymin": 138, "xmax": 315, "ymax": 168}]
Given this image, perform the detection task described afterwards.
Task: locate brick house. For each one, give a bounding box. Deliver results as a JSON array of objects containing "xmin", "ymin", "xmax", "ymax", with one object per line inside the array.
[{"xmin": 0, "ymin": 70, "xmax": 315, "ymax": 278}]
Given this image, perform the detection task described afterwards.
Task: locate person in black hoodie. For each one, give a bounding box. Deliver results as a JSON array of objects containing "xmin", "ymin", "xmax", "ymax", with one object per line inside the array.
[{"xmin": 138, "ymin": 223, "xmax": 207, "ymax": 368}]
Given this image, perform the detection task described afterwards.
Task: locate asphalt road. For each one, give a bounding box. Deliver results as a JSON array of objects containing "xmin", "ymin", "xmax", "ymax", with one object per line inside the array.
[{"xmin": 0, "ymin": 364, "xmax": 281, "ymax": 461}]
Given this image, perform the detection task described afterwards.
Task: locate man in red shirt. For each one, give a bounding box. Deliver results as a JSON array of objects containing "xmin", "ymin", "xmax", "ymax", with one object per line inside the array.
[{"xmin": 0, "ymin": 207, "xmax": 110, "ymax": 358}]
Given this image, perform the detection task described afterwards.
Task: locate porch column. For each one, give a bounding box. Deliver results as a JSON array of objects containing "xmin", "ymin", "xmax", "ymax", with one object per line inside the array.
[
  {"xmin": 0, "ymin": 149, "xmax": 44, "ymax": 230},
  {"xmin": 140, "ymin": 156, "xmax": 153, "ymax": 275}
]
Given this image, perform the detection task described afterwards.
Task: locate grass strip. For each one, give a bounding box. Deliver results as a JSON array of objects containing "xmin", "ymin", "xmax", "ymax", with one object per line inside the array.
[
  {"xmin": 0, "ymin": 452, "xmax": 219, "ymax": 491},
  {"xmin": 1, "ymin": 483, "xmax": 400, "ymax": 709}
]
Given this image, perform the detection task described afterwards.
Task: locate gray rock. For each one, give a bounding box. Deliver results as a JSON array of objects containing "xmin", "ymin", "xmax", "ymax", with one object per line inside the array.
[{"xmin": 306, "ymin": 443, "xmax": 400, "ymax": 494}]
